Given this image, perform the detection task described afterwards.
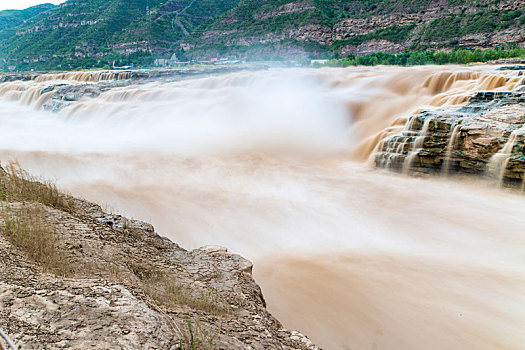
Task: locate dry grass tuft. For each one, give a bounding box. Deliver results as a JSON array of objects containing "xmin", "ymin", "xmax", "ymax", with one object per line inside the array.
[
  {"xmin": 131, "ymin": 262, "xmax": 229, "ymax": 316},
  {"xmin": 0, "ymin": 163, "xmax": 73, "ymax": 275},
  {"xmin": 178, "ymin": 317, "xmax": 215, "ymax": 350},
  {"xmin": 0, "ymin": 163, "xmax": 70, "ymax": 211},
  {"xmin": 1, "ymin": 205, "xmax": 73, "ymax": 276}
]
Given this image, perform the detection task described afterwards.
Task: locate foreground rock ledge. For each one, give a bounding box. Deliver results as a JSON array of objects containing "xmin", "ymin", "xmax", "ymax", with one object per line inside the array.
[{"xmin": 0, "ymin": 191, "xmax": 318, "ymax": 349}]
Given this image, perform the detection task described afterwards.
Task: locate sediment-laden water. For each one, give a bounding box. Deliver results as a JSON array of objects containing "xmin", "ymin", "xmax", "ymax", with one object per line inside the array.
[{"xmin": 0, "ymin": 66, "xmax": 524, "ymax": 349}]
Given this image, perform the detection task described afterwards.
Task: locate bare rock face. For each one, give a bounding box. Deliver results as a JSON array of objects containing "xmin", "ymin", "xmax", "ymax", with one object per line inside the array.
[
  {"xmin": 375, "ymin": 77, "xmax": 525, "ymax": 187},
  {"xmin": 0, "ymin": 280, "xmax": 175, "ymax": 349},
  {"xmin": 0, "ymin": 195, "xmax": 319, "ymax": 350}
]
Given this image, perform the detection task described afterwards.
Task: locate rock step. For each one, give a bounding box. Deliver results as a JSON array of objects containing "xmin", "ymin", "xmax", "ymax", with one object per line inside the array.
[{"xmin": 375, "ymin": 89, "xmax": 525, "ymax": 186}]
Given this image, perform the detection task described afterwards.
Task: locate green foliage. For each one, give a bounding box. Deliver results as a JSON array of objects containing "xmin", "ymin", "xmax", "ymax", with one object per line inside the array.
[
  {"xmin": 331, "ymin": 24, "xmax": 416, "ymax": 52},
  {"xmin": 178, "ymin": 318, "xmax": 215, "ymax": 350},
  {"xmin": 0, "ymin": 0, "xmax": 239, "ymax": 70},
  {"xmin": 423, "ymin": 9, "xmax": 524, "ymax": 42},
  {"xmin": 321, "ymin": 47, "xmax": 525, "ymax": 67},
  {"xmin": 0, "ymin": 4, "xmax": 55, "ymax": 31}
]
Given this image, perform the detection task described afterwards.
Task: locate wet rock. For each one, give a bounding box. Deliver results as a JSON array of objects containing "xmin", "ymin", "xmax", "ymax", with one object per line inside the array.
[
  {"xmin": 42, "ymin": 82, "xmax": 128, "ymax": 112},
  {"xmin": 497, "ymin": 65, "xmax": 525, "ymax": 71},
  {"xmin": 375, "ymin": 87, "xmax": 525, "ymax": 186}
]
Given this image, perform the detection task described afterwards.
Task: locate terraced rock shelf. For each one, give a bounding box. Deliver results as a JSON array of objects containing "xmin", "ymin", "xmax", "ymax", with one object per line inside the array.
[{"xmin": 375, "ymin": 73, "xmax": 525, "ymax": 187}]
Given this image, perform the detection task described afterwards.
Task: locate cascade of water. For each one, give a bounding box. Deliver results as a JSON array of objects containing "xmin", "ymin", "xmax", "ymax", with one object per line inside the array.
[
  {"xmin": 480, "ymin": 74, "xmax": 509, "ymax": 90},
  {"xmin": 118, "ymin": 72, "xmax": 131, "ymax": 80},
  {"xmin": 442, "ymin": 122, "xmax": 462, "ymax": 176},
  {"xmin": 0, "ymin": 81, "xmax": 59, "ymax": 109},
  {"xmin": 19, "ymin": 86, "xmax": 43, "ymax": 106},
  {"xmin": 380, "ymin": 137, "xmax": 406, "ymax": 169},
  {"xmin": 374, "ymin": 116, "xmax": 417, "ymax": 169},
  {"xmin": 1, "ymin": 66, "xmax": 525, "ymax": 350},
  {"xmin": 33, "ymin": 71, "xmax": 119, "ymax": 83},
  {"xmin": 488, "ymin": 127, "xmax": 524, "ymax": 186},
  {"xmin": 403, "ymin": 116, "xmax": 433, "ymax": 174},
  {"xmin": 34, "ymin": 91, "xmax": 55, "ymax": 109}
]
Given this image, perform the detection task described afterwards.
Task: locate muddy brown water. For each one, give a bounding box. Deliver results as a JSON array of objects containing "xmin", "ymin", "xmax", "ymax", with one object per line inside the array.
[{"xmin": 1, "ymin": 66, "xmax": 524, "ymax": 349}]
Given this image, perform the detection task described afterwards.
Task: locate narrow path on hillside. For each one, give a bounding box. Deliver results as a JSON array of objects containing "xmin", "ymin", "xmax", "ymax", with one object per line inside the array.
[{"xmin": 171, "ymin": 0, "xmax": 198, "ymax": 36}]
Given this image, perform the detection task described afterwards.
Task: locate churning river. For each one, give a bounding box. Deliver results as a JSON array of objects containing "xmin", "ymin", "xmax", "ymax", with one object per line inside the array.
[{"xmin": 1, "ymin": 66, "xmax": 524, "ymax": 349}]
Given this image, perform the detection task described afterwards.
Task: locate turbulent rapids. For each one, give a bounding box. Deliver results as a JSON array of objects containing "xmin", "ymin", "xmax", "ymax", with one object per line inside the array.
[{"xmin": 1, "ymin": 65, "xmax": 525, "ymax": 349}]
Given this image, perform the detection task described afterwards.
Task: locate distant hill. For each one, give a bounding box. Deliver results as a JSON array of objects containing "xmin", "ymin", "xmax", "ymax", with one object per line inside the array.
[
  {"xmin": 0, "ymin": 3, "xmax": 56, "ymax": 31},
  {"xmin": 0, "ymin": 3, "xmax": 56, "ymax": 42},
  {"xmin": 0, "ymin": 0, "xmax": 524, "ymax": 70},
  {"xmin": 0, "ymin": 0, "xmax": 240, "ymax": 70},
  {"xmin": 180, "ymin": 0, "xmax": 524, "ymax": 60}
]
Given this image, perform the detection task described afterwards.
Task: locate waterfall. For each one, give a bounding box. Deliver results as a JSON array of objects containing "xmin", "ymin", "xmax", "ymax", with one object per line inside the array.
[
  {"xmin": 442, "ymin": 122, "xmax": 462, "ymax": 176},
  {"xmin": 488, "ymin": 127, "xmax": 524, "ymax": 186},
  {"xmin": 33, "ymin": 71, "xmax": 120, "ymax": 83},
  {"xmin": 402, "ymin": 116, "xmax": 434, "ymax": 174}
]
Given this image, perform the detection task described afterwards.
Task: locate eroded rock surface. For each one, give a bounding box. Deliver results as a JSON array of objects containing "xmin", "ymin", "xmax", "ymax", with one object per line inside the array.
[{"xmin": 0, "ymin": 195, "xmax": 318, "ymax": 349}]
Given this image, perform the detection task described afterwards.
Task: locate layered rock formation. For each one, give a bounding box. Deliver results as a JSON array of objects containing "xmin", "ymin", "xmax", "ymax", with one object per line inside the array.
[
  {"xmin": 375, "ymin": 67, "xmax": 525, "ymax": 187},
  {"xmin": 0, "ymin": 168, "xmax": 318, "ymax": 350}
]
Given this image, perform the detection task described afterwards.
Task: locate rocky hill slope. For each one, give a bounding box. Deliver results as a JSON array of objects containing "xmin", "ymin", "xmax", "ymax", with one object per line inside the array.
[
  {"xmin": 1, "ymin": 0, "xmax": 523, "ymax": 70},
  {"xmin": 0, "ymin": 166, "xmax": 318, "ymax": 350},
  {"xmin": 0, "ymin": 0, "xmax": 240, "ymax": 71},
  {"xmin": 0, "ymin": 3, "xmax": 55, "ymax": 33}
]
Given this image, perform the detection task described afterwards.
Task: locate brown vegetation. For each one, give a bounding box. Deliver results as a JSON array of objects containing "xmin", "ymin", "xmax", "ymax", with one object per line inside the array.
[
  {"xmin": 1, "ymin": 205, "xmax": 73, "ymax": 276},
  {"xmin": 0, "ymin": 163, "xmax": 70, "ymax": 210}
]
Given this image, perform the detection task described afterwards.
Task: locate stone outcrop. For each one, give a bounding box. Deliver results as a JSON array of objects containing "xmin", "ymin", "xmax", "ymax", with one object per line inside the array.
[
  {"xmin": 375, "ymin": 72, "xmax": 525, "ymax": 187},
  {"xmin": 0, "ymin": 177, "xmax": 318, "ymax": 349}
]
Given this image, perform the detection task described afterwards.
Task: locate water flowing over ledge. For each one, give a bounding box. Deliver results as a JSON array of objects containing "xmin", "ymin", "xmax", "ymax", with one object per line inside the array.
[
  {"xmin": 1, "ymin": 65, "xmax": 525, "ymax": 350},
  {"xmin": 376, "ymin": 88, "xmax": 525, "ymax": 187}
]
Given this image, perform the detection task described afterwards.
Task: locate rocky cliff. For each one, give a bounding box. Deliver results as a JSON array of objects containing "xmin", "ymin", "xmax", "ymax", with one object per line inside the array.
[
  {"xmin": 375, "ymin": 65, "xmax": 525, "ymax": 188},
  {"xmin": 0, "ymin": 167, "xmax": 318, "ymax": 349}
]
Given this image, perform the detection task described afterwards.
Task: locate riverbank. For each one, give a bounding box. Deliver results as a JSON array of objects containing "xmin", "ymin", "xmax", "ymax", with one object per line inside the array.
[{"xmin": 0, "ymin": 165, "xmax": 318, "ymax": 349}]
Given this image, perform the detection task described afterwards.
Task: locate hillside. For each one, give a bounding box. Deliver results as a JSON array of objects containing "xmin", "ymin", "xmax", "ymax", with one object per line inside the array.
[
  {"xmin": 0, "ymin": 0, "xmax": 524, "ymax": 70},
  {"xmin": 180, "ymin": 0, "xmax": 525, "ymax": 60},
  {"xmin": 0, "ymin": 3, "xmax": 55, "ymax": 32},
  {"xmin": 0, "ymin": 3, "xmax": 56, "ymax": 43},
  {"xmin": 0, "ymin": 0, "xmax": 240, "ymax": 70}
]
